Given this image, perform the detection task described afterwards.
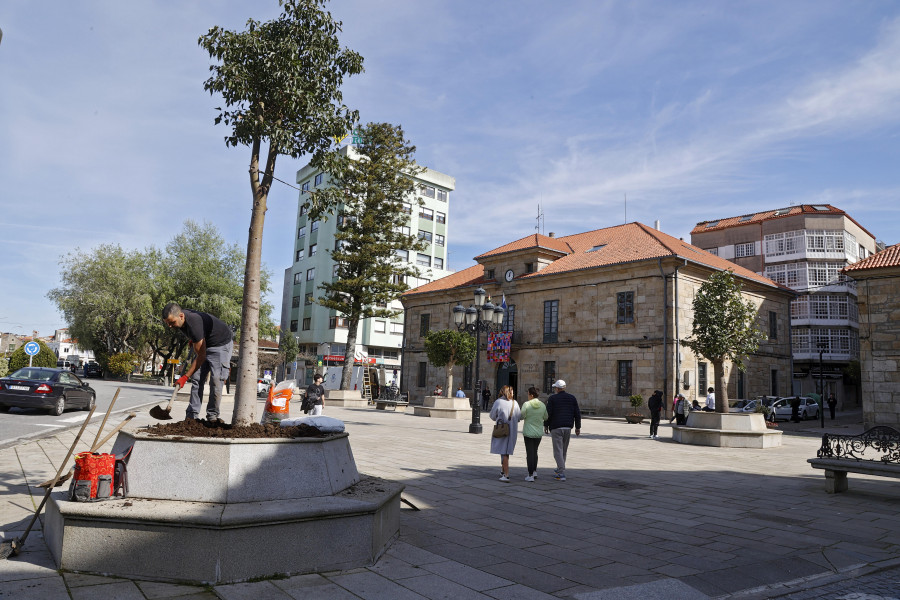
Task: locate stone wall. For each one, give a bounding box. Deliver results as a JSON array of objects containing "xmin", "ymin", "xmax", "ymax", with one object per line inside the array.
[{"xmin": 856, "ymin": 272, "xmax": 900, "ymax": 429}]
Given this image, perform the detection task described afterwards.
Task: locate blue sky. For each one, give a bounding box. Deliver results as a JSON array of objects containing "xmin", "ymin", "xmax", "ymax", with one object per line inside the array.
[{"xmin": 2, "ymin": 1, "xmax": 899, "ymax": 337}]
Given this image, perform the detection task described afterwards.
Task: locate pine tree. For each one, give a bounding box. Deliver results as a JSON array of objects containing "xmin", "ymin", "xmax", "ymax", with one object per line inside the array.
[{"xmin": 313, "ymin": 122, "xmax": 426, "ymax": 390}]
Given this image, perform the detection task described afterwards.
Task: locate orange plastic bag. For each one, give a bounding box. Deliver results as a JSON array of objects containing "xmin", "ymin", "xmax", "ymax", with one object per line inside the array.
[{"xmin": 261, "ymin": 381, "xmax": 294, "ymax": 425}]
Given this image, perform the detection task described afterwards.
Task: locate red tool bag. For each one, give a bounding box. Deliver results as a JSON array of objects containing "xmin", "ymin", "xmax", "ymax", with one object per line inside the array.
[{"xmin": 70, "ymin": 452, "xmax": 116, "ymax": 502}]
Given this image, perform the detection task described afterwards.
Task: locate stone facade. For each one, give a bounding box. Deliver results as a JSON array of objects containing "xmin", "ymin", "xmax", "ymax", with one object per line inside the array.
[
  {"xmin": 844, "ymin": 248, "xmax": 900, "ymax": 429},
  {"xmin": 402, "ymin": 225, "xmax": 794, "ymax": 415}
]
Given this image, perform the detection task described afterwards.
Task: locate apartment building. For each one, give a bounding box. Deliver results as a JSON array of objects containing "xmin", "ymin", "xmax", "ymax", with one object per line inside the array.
[
  {"xmin": 690, "ymin": 204, "xmax": 879, "ymax": 404},
  {"xmin": 282, "ymin": 147, "xmax": 455, "ymax": 385},
  {"xmin": 401, "ymin": 223, "xmax": 794, "ymax": 411}
]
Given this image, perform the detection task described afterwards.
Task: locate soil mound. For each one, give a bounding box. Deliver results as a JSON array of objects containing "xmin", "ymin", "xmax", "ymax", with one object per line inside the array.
[{"xmin": 143, "ymin": 418, "xmax": 326, "ymax": 439}]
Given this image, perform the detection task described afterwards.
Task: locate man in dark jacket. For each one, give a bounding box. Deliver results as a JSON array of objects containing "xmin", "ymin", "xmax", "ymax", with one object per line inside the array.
[
  {"xmin": 648, "ymin": 390, "xmax": 664, "ymax": 439},
  {"xmin": 545, "ymin": 380, "xmax": 581, "ymax": 481}
]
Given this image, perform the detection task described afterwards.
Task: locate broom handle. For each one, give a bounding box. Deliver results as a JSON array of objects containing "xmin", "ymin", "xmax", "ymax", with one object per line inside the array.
[
  {"xmin": 89, "ymin": 388, "xmax": 120, "ymax": 451},
  {"xmin": 91, "ymin": 413, "xmax": 136, "ymax": 452},
  {"xmin": 19, "ymin": 406, "xmax": 96, "ymax": 543}
]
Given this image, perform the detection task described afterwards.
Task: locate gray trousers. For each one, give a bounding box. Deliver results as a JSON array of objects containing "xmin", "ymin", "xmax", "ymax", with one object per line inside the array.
[
  {"xmin": 551, "ymin": 428, "xmax": 572, "ymax": 475},
  {"xmin": 187, "ymin": 340, "xmax": 233, "ymax": 420}
]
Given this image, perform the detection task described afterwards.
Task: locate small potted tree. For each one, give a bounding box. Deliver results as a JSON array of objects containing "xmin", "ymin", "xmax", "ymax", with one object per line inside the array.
[{"xmin": 626, "ymin": 394, "xmax": 644, "ymax": 424}]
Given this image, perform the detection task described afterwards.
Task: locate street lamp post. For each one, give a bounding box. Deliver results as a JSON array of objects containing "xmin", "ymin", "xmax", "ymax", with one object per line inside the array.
[
  {"xmin": 454, "ymin": 287, "xmax": 505, "ymax": 434},
  {"xmin": 818, "ymin": 342, "xmax": 826, "ymax": 429}
]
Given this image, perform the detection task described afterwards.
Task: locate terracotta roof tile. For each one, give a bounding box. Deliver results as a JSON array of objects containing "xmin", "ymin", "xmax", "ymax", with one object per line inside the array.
[
  {"xmin": 690, "ymin": 204, "xmax": 875, "ymax": 240},
  {"xmin": 843, "ymin": 243, "xmax": 900, "ymax": 273},
  {"xmin": 474, "ymin": 233, "xmax": 572, "ymax": 259},
  {"xmin": 406, "ymin": 222, "xmax": 781, "ymax": 296}
]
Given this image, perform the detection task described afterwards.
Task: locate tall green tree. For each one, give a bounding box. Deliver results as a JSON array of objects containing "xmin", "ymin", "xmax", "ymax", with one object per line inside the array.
[
  {"xmin": 199, "ymin": 0, "xmax": 363, "ymax": 425},
  {"xmin": 424, "ymin": 330, "xmax": 476, "ymax": 398},
  {"xmin": 48, "ymin": 245, "xmax": 157, "ymax": 359},
  {"xmin": 313, "ymin": 122, "xmax": 427, "ymax": 390},
  {"xmin": 683, "ymin": 270, "xmax": 765, "ymax": 412},
  {"xmin": 279, "ymin": 332, "xmax": 300, "ymax": 378}
]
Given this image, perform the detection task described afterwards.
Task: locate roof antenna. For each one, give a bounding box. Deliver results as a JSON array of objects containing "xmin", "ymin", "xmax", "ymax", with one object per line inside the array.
[
  {"xmin": 536, "ymin": 201, "xmax": 544, "ymax": 235},
  {"xmin": 624, "ymin": 192, "xmax": 627, "ymax": 224}
]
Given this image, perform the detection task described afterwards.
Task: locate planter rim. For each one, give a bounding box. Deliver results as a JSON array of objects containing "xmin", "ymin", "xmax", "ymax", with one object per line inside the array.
[{"xmin": 125, "ymin": 430, "xmax": 348, "ymax": 445}]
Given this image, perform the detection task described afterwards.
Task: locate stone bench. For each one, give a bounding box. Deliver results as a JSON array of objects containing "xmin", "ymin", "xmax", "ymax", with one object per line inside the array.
[
  {"xmin": 375, "ymin": 400, "xmax": 409, "ymax": 412},
  {"xmin": 672, "ymin": 412, "xmax": 782, "ymax": 448},
  {"xmin": 807, "ymin": 426, "xmax": 900, "ymax": 493}
]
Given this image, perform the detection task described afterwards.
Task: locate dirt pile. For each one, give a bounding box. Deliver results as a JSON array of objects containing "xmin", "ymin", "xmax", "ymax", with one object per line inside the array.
[{"xmin": 143, "ymin": 418, "xmax": 326, "ymax": 439}]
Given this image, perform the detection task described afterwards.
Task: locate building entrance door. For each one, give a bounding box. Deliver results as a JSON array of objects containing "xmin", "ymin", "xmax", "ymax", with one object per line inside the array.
[{"xmin": 496, "ymin": 361, "xmax": 518, "ymax": 400}]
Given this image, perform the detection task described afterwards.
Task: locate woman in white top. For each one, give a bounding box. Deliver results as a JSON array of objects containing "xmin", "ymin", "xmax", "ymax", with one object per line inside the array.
[{"xmin": 489, "ymin": 385, "xmax": 522, "ymax": 482}]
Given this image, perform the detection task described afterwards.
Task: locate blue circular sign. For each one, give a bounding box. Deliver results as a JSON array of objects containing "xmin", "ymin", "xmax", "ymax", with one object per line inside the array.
[{"xmin": 24, "ymin": 341, "xmax": 40, "ymax": 356}]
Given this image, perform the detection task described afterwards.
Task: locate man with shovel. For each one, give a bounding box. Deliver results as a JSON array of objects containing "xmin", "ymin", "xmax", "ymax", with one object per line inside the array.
[{"xmin": 163, "ymin": 303, "xmax": 234, "ymax": 422}]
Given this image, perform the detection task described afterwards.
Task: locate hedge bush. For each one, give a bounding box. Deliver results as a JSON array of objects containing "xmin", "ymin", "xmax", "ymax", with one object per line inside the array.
[{"xmin": 7, "ymin": 341, "xmax": 57, "ymax": 372}]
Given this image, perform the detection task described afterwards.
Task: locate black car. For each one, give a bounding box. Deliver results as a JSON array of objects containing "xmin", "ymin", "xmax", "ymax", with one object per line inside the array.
[
  {"xmin": 0, "ymin": 367, "xmax": 96, "ymax": 416},
  {"xmin": 83, "ymin": 362, "xmax": 102, "ymax": 378}
]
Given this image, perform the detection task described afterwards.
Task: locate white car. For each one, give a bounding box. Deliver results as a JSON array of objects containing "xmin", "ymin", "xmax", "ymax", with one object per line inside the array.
[
  {"xmin": 771, "ymin": 397, "xmax": 820, "ymax": 421},
  {"xmin": 739, "ymin": 396, "xmax": 778, "ymax": 415},
  {"xmin": 257, "ymin": 379, "xmax": 270, "ymax": 396}
]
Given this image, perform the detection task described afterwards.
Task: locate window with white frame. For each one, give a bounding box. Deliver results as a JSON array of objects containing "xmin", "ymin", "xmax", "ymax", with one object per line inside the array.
[
  {"xmin": 434, "ymin": 257, "xmax": 444, "ymax": 269},
  {"xmin": 297, "ymin": 226, "xmax": 306, "ymax": 239},
  {"xmin": 437, "ymin": 189, "xmax": 448, "ymax": 202},
  {"xmin": 436, "ymin": 211, "xmax": 446, "ymax": 224},
  {"xmin": 295, "ymin": 249, "xmax": 304, "ymax": 262},
  {"xmin": 705, "ymin": 247, "xmax": 718, "ymax": 256},
  {"xmin": 374, "ymin": 320, "xmax": 386, "ymax": 333},
  {"xmin": 419, "ymin": 185, "xmax": 435, "ymax": 198},
  {"xmin": 310, "ymin": 220, "xmax": 319, "ymax": 232},
  {"xmin": 420, "ymin": 207, "xmax": 433, "ymax": 221},
  {"xmin": 434, "ymin": 234, "xmax": 445, "ymax": 246},
  {"xmin": 399, "ymin": 225, "xmax": 411, "ymax": 236},
  {"xmin": 416, "ymin": 253, "xmax": 431, "ymax": 267},
  {"xmin": 418, "ymin": 230, "xmax": 432, "ymax": 243},
  {"xmin": 735, "ymin": 242, "xmax": 755, "ymax": 258},
  {"xmin": 395, "ymin": 249, "xmax": 409, "ymax": 261},
  {"xmin": 390, "ymin": 322, "xmax": 403, "ymax": 334},
  {"xmin": 401, "ymin": 202, "xmax": 412, "ymax": 214}
]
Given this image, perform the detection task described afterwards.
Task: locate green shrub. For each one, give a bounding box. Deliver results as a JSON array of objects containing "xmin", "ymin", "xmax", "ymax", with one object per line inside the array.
[
  {"xmin": 107, "ymin": 352, "xmax": 139, "ymax": 377},
  {"xmin": 0, "ymin": 357, "xmax": 8, "ymax": 377},
  {"xmin": 7, "ymin": 341, "xmax": 57, "ymax": 372}
]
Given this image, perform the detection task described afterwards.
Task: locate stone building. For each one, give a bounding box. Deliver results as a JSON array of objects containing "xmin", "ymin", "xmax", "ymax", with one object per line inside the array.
[
  {"xmin": 842, "ymin": 243, "xmax": 900, "ymax": 429},
  {"xmin": 401, "ymin": 222, "xmax": 795, "ymax": 414},
  {"xmin": 690, "ymin": 204, "xmax": 878, "ymax": 405}
]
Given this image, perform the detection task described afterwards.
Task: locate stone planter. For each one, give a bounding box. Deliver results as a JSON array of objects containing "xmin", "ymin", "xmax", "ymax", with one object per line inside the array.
[
  {"xmin": 45, "ymin": 430, "xmax": 402, "ymax": 584},
  {"xmin": 414, "ymin": 395, "xmax": 472, "ymax": 419},
  {"xmin": 625, "ymin": 414, "xmax": 644, "ymax": 424},
  {"xmin": 672, "ymin": 412, "xmax": 782, "ymax": 448}
]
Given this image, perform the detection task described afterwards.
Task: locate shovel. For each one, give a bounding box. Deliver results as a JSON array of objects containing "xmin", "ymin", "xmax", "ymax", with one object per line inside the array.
[
  {"xmin": 149, "ymin": 386, "xmax": 180, "ymax": 421},
  {"xmin": 1, "ymin": 406, "xmax": 96, "ymax": 559}
]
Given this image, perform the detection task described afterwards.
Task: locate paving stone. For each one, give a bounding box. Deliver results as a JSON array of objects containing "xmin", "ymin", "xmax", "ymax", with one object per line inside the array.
[
  {"xmin": 214, "ymin": 580, "xmax": 294, "ymax": 600},
  {"xmin": 0, "ymin": 575, "xmax": 70, "ymax": 600},
  {"xmin": 419, "ymin": 560, "xmax": 511, "ymax": 591},
  {"xmin": 69, "ymin": 580, "xmax": 147, "ymax": 600},
  {"xmin": 329, "ymin": 571, "xmax": 429, "ymax": 600},
  {"xmin": 134, "ymin": 579, "xmax": 208, "ymax": 598}
]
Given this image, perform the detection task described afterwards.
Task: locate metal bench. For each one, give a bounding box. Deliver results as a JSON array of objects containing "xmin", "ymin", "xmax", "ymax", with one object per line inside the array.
[{"xmin": 807, "ymin": 426, "xmax": 900, "ymax": 493}]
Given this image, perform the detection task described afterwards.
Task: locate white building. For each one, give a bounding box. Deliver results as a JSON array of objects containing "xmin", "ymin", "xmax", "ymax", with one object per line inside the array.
[
  {"xmin": 691, "ymin": 204, "xmax": 880, "ymax": 405},
  {"xmin": 281, "ymin": 146, "xmax": 455, "ymax": 386}
]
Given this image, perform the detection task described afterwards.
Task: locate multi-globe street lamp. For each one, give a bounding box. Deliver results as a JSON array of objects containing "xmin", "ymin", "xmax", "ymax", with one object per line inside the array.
[{"xmin": 453, "ymin": 287, "xmax": 505, "ymax": 434}]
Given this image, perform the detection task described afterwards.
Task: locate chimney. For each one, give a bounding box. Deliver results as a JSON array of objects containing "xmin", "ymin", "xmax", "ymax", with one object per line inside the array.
[
  {"xmin": 654, "ymin": 220, "xmax": 660, "ymax": 231},
  {"xmin": 548, "ymin": 232, "xmax": 555, "ymax": 238}
]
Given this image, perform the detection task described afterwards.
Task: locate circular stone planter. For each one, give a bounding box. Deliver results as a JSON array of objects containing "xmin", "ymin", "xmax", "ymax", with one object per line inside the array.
[
  {"xmin": 625, "ymin": 414, "xmax": 644, "ymax": 424},
  {"xmin": 45, "ymin": 430, "xmax": 403, "ymax": 584}
]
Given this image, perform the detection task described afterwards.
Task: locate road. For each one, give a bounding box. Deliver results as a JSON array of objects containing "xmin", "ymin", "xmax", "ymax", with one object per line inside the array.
[{"xmin": 0, "ymin": 379, "xmax": 172, "ymax": 449}]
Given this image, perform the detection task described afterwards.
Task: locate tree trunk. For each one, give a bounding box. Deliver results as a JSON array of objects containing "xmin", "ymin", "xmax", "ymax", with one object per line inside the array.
[
  {"xmin": 444, "ymin": 362, "xmax": 455, "ymax": 399},
  {"xmin": 340, "ymin": 316, "xmax": 361, "ymax": 391},
  {"xmin": 232, "ymin": 142, "xmax": 271, "ymax": 426},
  {"xmin": 713, "ymin": 359, "xmax": 728, "ymax": 413}
]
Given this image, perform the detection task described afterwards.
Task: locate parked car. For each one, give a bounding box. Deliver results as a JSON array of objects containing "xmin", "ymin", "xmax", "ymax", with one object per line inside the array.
[
  {"xmin": 257, "ymin": 379, "xmax": 270, "ymax": 396},
  {"xmin": 83, "ymin": 362, "xmax": 102, "ymax": 378},
  {"xmin": 0, "ymin": 367, "xmax": 96, "ymax": 416},
  {"xmin": 771, "ymin": 397, "xmax": 820, "ymax": 421},
  {"xmin": 739, "ymin": 396, "xmax": 779, "ymax": 415}
]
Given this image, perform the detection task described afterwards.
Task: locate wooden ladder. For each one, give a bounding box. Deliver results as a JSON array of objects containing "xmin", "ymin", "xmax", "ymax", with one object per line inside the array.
[{"xmin": 362, "ymin": 368, "xmax": 374, "ymax": 404}]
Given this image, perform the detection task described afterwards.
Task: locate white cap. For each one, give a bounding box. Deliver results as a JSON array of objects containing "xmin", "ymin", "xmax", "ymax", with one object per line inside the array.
[{"xmin": 552, "ymin": 379, "xmax": 566, "ymax": 389}]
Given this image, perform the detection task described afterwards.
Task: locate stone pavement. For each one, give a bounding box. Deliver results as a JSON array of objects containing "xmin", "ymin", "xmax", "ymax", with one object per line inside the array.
[{"xmin": 1, "ymin": 395, "xmax": 898, "ymax": 600}]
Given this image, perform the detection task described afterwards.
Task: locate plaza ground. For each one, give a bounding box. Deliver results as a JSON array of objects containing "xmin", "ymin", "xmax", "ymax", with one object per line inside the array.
[{"xmin": 1, "ymin": 392, "xmax": 897, "ymax": 599}]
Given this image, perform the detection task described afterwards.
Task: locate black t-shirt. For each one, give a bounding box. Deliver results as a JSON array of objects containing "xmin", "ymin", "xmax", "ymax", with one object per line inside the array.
[
  {"xmin": 306, "ymin": 384, "xmax": 325, "ymax": 405},
  {"xmin": 180, "ymin": 310, "xmax": 232, "ymax": 348}
]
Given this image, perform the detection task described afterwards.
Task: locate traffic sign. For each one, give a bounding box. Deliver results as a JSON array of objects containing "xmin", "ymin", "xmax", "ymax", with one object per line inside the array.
[
  {"xmin": 167, "ymin": 359, "xmax": 180, "ymax": 364},
  {"xmin": 24, "ymin": 341, "xmax": 40, "ymax": 356}
]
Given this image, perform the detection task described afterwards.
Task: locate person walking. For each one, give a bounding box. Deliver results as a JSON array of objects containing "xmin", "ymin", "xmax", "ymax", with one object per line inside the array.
[
  {"xmin": 790, "ymin": 396, "xmax": 801, "ymax": 423},
  {"xmin": 545, "ymin": 380, "xmax": 581, "ymax": 481},
  {"xmin": 481, "ymin": 386, "xmax": 491, "ymax": 411},
  {"xmin": 163, "ymin": 302, "xmax": 234, "ymax": 422},
  {"xmin": 489, "ymin": 385, "xmax": 521, "ymax": 482},
  {"xmin": 520, "ymin": 387, "xmax": 548, "ymax": 482},
  {"xmin": 648, "ymin": 390, "xmax": 664, "ymax": 439},
  {"xmin": 305, "ymin": 373, "xmax": 326, "ymax": 415},
  {"xmin": 827, "ymin": 393, "xmax": 837, "ymax": 420}
]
